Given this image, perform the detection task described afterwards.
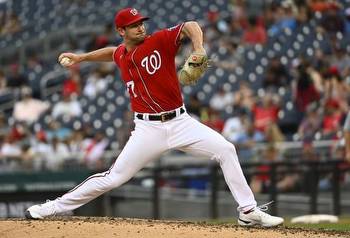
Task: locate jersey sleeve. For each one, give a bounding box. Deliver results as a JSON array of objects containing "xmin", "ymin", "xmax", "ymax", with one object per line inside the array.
[
  {"xmin": 112, "ymin": 45, "xmax": 124, "ymax": 67},
  {"xmin": 155, "ymin": 23, "xmax": 185, "ymax": 56}
]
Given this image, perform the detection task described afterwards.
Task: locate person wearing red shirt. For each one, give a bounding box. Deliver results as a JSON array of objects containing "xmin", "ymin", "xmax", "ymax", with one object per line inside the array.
[
  {"xmin": 25, "ymin": 8, "xmax": 283, "ymax": 227},
  {"xmin": 242, "ymin": 15, "xmax": 267, "ymax": 45},
  {"xmin": 322, "ymin": 99, "xmax": 344, "ymax": 139},
  {"xmin": 252, "ymin": 94, "xmax": 279, "ymax": 133},
  {"xmin": 62, "ymin": 66, "xmax": 81, "ymax": 96}
]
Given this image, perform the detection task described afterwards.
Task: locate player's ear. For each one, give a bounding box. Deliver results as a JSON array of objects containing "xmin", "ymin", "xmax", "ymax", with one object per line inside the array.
[{"xmin": 116, "ymin": 27, "xmax": 125, "ymax": 37}]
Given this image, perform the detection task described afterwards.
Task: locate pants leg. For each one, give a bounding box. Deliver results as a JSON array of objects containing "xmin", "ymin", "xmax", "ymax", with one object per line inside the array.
[
  {"xmin": 55, "ymin": 120, "xmax": 168, "ymax": 213},
  {"xmin": 169, "ymin": 113, "xmax": 257, "ymax": 212}
]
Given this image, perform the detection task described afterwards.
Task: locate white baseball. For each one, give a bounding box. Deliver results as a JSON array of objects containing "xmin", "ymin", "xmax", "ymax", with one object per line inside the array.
[{"xmin": 60, "ymin": 57, "xmax": 72, "ymax": 66}]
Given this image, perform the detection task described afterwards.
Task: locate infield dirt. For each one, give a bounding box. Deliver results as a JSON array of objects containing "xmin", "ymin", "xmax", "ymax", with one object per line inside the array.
[{"xmin": 0, "ymin": 217, "xmax": 349, "ymax": 238}]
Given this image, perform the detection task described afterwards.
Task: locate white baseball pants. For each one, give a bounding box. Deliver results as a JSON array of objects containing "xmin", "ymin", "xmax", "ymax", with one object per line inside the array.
[{"xmin": 54, "ymin": 111, "xmax": 257, "ymax": 213}]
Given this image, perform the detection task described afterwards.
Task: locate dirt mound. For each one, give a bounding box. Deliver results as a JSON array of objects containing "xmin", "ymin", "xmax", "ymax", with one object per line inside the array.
[{"xmin": 0, "ymin": 217, "xmax": 348, "ymax": 238}]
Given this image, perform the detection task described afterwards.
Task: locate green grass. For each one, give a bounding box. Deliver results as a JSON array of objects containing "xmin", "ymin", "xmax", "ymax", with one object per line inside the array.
[{"xmin": 286, "ymin": 217, "xmax": 350, "ymax": 232}]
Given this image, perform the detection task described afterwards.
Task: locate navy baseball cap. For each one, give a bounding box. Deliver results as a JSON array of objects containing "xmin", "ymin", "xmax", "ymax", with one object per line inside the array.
[{"xmin": 114, "ymin": 8, "xmax": 149, "ymax": 28}]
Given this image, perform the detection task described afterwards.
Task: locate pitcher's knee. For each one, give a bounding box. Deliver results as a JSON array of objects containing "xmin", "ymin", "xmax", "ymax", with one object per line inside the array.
[
  {"xmin": 106, "ymin": 171, "xmax": 133, "ymax": 190},
  {"xmin": 220, "ymin": 142, "xmax": 237, "ymax": 154},
  {"xmin": 213, "ymin": 142, "xmax": 238, "ymax": 162}
]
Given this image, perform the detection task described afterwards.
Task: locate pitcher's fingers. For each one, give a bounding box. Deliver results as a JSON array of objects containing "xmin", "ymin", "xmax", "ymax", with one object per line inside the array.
[
  {"xmin": 58, "ymin": 53, "xmax": 72, "ymax": 62},
  {"xmin": 58, "ymin": 54, "xmax": 67, "ymax": 62}
]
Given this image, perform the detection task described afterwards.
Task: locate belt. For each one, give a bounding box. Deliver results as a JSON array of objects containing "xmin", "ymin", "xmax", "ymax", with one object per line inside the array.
[{"xmin": 136, "ymin": 107, "xmax": 185, "ymax": 122}]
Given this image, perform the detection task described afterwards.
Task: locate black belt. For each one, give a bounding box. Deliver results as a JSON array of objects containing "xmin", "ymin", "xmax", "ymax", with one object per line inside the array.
[{"xmin": 136, "ymin": 108, "xmax": 185, "ymax": 122}]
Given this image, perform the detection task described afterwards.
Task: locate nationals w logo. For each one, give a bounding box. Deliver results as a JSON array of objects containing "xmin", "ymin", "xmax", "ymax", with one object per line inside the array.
[{"xmin": 141, "ymin": 50, "xmax": 161, "ymax": 75}]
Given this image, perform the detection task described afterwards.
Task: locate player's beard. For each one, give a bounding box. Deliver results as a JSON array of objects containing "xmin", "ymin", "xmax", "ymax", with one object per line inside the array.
[
  {"xmin": 124, "ymin": 32, "xmax": 146, "ymax": 46},
  {"xmin": 132, "ymin": 32, "xmax": 146, "ymax": 44}
]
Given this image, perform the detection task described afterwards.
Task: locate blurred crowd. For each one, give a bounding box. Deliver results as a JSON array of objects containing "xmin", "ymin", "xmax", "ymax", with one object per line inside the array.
[
  {"xmin": 0, "ymin": 10, "xmax": 21, "ymax": 36},
  {"xmin": 186, "ymin": 0, "xmax": 350, "ymax": 157},
  {"xmin": 0, "ymin": 65, "xmax": 115, "ymax": 171},
  {"xmin": 0, "ymin": 0, "xmax": 350, "ymax": 193}
]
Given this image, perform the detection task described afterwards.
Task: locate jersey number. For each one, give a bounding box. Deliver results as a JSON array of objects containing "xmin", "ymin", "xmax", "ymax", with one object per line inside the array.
[
  {"xmin": 126, "ymin": 81, "xmax": 137, "ymax": 98},
  {"xmin": 141, "ymin": 50, "xmax": 161, "ymax": 75}
]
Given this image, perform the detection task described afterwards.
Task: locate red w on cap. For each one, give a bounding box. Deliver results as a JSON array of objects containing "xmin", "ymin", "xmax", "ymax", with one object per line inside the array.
[{"xmin": 114, "ymin": 8, "xmax": 149, "ymax": 28}]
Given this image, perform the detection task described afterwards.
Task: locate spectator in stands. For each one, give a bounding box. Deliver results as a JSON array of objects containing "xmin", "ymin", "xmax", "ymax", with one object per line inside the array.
[
  {"xmin": 0, "ymin": 134, "xmax": 22, "ymax": 160},
  {"xmin": 292, "ymin": 59, "xmax": 321, "ymax": 113},
  {"xmin": 86, "ymin": 23, "xmax": 116, "ymax": 51},
  {"xmin": 202, "ymin": 108, "xmax": 225, "ymax": 133},
  {"xmin": 344, "ymin": 111, "xmax": 350, "ymax": 162},
  {"xmin": 6, "ymin": 64, "xmax": 28, "ymax": 89},
  {"xmin": 310, "ymin": 49, "xmax": 329, "ymax": 81},
  {"xmin": 308, "ymin": 0, "xmax": 340, "ymax": 13},
  {"xmin": 250, "ymin": 145, "xmax": 280, "ymax": 193},
  {"xmin": 321, "ymin": 98, "xmax": 344, "ymax": 139},
  {"xmin": 203, "ymin": 11, "xmax": 222, "ymax": 46},
  {"xmin": 295, "ymin": 0, "xmax": 312, "ymax": 24},
  {"xmin": 222, "ymin": 110, "xmax": 247, "ymax": 143},
  {"xmin": 1, "ymin": 12, "xmax": 21, "ymax": 35},
  {"xmin": 0, "ymin": 10, "xmax": 5, "ymax": 34},
  {"xmin": 263, "ymin": 56, "xmax": 290, "ymax": 90},
  {"xmin": 31, "ymin": 130, "xmax": 50, "ymax": 170},
  {"xmin": 297, "ymin": 103, "xmax": 322, "ymax": 142},
  {"xmin": 233, "ymin": 81, "xmax": 256, "ymax": 114},
  {"xmin": 251, "ymin": 143, "xmax": 302, "ymax": 194},
  {"xmin": 24, "ymin": 53, "xmax": 45, "ymax": 96},
  {"xmin": 186, "ymin": 94, "xmax": 203, "ymax": 119},
  {"xmin": 0, "ymin": 113, "xmax": 9, "ymax": 137},
  {"xmin": 268, "ymin": 0, "xmax": 298, "ymax": 37},
  {"xmin": 263, "ymin": 1, "xmax": 278, "ymax": 29},
  {"xmin": 209, "ymin": 86, "xmax": 234, "ymax": 111},
  {"xmin": 62, "ymin": 66, "xmax": 81, "ymax": 97},
  {"xmin": 265, "ymin": 122, "xmax": 285, "ymax": 145},
  {"xmin": 252, "ymin": 93, "xmax": 280, "ymax": 135},
  {"xmin": 230, "ymin": 0, "xmax": 247, "ymax": 25},
  {"xmin": 222, "ymin": 110, "xmax": 264, "ymax": 161},
  {"xmin": 213, "ymin": 38, "xmax": 241, "ymax": 71},
  {"xmin": 13, "ymin": 87, "xmax": 50, "ymax": 125},
  {"xmin": 83, "ymin": 68, "xmax": 108, "ymax": 99},
  {"xmin": 66, "ymin": 129, "xmax": 85, "ymax": 163},
  {"xmin": 45, "ymin": 119, "xmax": 72, "ymax": 141},
  {"xmin": 304, "ymin": 57, "xmax": 324, "ymax": 97},
  {"xmin": 26, "ymin": 54, "xmax": 44, "ymax": 75},
  {"xmin": 0, "ymin": 70, "xmax": 8, "ymax": 94},
  {"xmin": 251, "ymin": 146, "xmax": 279, "ymax": 194},
  {"xmin": 20, "ymin": 143, "xmax": 36, "ymax": 169},
  {"xmin": 51, "ymin": 92, "xmax": 83, "ymax": 119},
  {"xmin": 242, "ymin": 15, "xmax": 267, "ymax": 45},
  {"xmin": 9, "ymin": 121, "xmax": 31, "ymax": 142},
  {"xmin": 82, "ymin": 131, "xmax": 109, "ymax": 169},
  {"xmin": 319, "ymin": 2, "xmax": 344, "ymax": 35},
  {"xmin": 227, "ymin": 18, "xmax": 243, "ymax": 45},
  {"xmin": 323, "ymin": 66, "xmax": 349, "ymax": 113},
  {"xmin": 45, "ymin": 137, "xmax": 71, "ymax": 171},
  {"xmin": 329, "ymin": 44, "xmax": 350, "ymax": 77}
]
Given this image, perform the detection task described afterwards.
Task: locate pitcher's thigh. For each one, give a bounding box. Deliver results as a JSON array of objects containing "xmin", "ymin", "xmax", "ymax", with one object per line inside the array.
[
  {"xmin": 179, "ymin": 118, "xmax": 237, "ymax": 158},
  {"xmin": 111, "ymin": 122, "xmax": 168, "ymax": 176}
]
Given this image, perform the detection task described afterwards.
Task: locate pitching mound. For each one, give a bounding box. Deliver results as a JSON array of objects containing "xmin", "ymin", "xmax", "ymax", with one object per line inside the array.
[{"xmin": 0, "ymin": 217, "xmax": 348, "ymax": 238}]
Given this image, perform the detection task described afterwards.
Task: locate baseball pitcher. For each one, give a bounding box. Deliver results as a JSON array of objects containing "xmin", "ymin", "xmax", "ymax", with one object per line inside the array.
[{"xmin": 26, "ymin": 7, "xmax": 283, "ymax": 227}]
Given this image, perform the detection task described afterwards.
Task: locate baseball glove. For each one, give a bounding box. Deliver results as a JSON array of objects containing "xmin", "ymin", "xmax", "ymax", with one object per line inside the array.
[{"xmin": 179, "ymin": 52, "xmax": 209, "ymax": 86}]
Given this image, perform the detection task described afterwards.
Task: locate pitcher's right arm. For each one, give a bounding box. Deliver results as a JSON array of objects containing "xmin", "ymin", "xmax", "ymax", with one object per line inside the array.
[{"xmin": 58, "ymin": 47, "xmax": 117, "ymax": 67}]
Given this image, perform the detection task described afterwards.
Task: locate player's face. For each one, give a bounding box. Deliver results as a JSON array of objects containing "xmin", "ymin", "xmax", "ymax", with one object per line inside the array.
[{"xmin": 123, "ymin": 21, "xmax": 146, "ymax": 44}]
